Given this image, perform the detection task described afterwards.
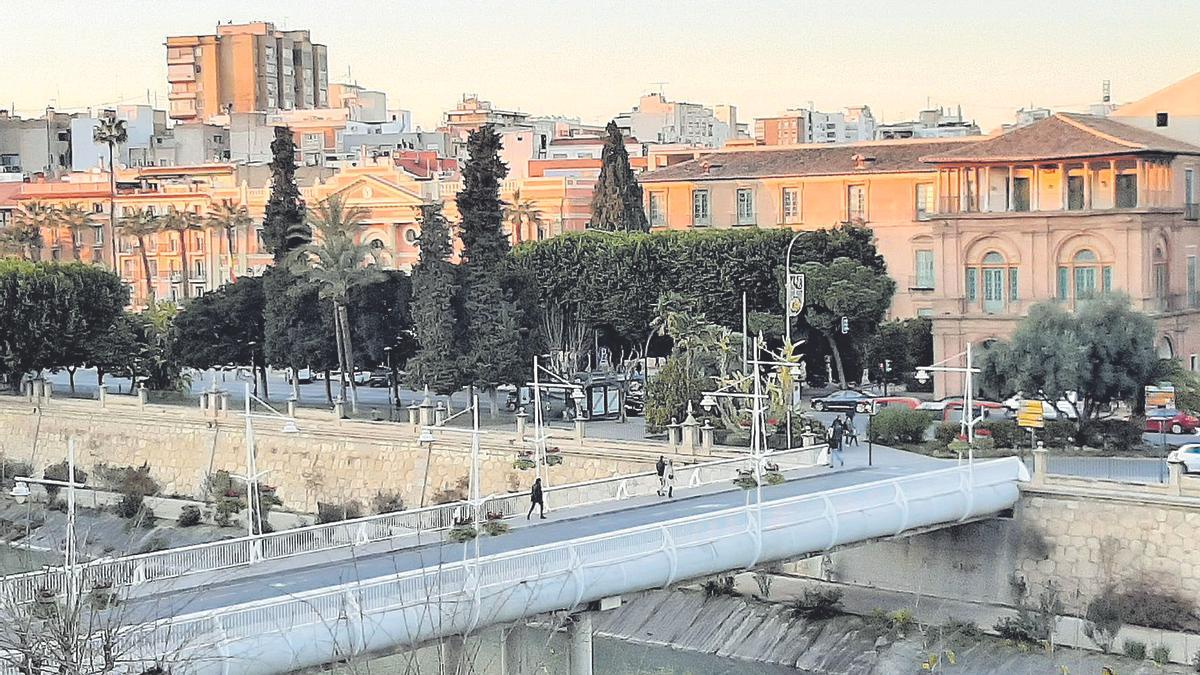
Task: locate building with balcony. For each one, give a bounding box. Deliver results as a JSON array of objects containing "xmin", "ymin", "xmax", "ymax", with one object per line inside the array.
[
  {"xmin": 754, "ymin": 106, "xmax": 876, "ymax": 146},
  {"xmin": 0, "ymin": 108, "xmax": 76, "ymax": 179},
  {"xmin": 614, "ymin": 93, "xmax": 737, "ymax": 148},
  {"xmin": 166, "ymin": 22, "xmax": 329, "ymax": 123},
  {"xmin": 876, "ymin": 106, "xmax": 980, "ymax": 140}
]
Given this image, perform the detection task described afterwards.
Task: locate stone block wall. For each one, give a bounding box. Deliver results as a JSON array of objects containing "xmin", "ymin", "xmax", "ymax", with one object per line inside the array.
[{"xmin": 0, "ymin": 399, "xmax": 660, "ymax": 514}]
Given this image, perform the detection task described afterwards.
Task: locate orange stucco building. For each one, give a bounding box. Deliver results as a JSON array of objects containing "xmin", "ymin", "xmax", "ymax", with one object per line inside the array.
[{"xmin": 641, "ymin": 114, "xmax": 1200, "ymax": 395}]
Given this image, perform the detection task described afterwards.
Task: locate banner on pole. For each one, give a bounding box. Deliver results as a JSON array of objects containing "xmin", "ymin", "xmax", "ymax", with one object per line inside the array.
[{"xmin": 787, "ymin": 273, "xmax": 806, "ymax": 317}]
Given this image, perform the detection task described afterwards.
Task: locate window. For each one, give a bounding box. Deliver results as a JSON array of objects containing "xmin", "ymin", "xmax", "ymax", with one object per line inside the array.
[
  {"xmin": 965, "ymin": 268, "xmax": 977, "ymax": 303},
  {"xmin": 781, "ymin": 188, "xmax": 800, "ymax": 223},
  {"xmin": 193, "ymin": 260, "xmax": 204, "ymax": 278},
  {"xmin": 1058, "ymin": 249, "xmax": 1111, "ymax": 301},
  {"xmin": 1156, "ymin": 112, "xmax": 1169, "ymax": 127},
  {"xmin": 847, "ymin": 184, "xmax": 866, "ymax": 220},
  {"xmin": 369, "ymin": 239, "xmax": 385, "ymax": 250},
  {"xmin": 1012, "ymin": 177, "xmax": 1031, "ymax": 211},
  {"xmin": 1115, "ymin": 173, "xmax": 1138, "ymax": 208},
  {"xmin": 915, "ymin": 183, "xmax": 934, "ymax": 219},
  {"xmin": 1067, "ymin": 175, "xmax": 1084, "ymax": 210},
  {"xmin": 148, "ymin": 260, "xmax": 158, "ymax": 278},
  {"xmin": 255, "ymin": 227, "xmax": 266, "ymax": 251},
  {"xmin": 91, "ymin": 225, "xmax": 104, "ymax": 245},
  {"xmin": 914, "ymin": 250, "xmax": 935, "ymax": 289},
  {"xmin": 92, "ymin": 203, "xmax": 103, "ymax": 214},
  {"xmin": 736, "ymin": 188, "xmax": 755, "ymax": 225},
  {"xmin": 1188, "ymin": 255, "xmax": 1198, "ymax": 308},
  {"xmin": 648, "ymin": 192, "xmax": 666, "ymax": 227},
  {"xmin": 122, "ymin": 260, "xmax": 135, "ymax": 277},
  {"xmin": 917, "ymin": 308, "xmax": 933, "ymax": 318},
  {"xmin": 1154, "ymin": 246, "xmax": 1169, "ymax": 307},
  {"xmin": 691, "ymin": 190, "xmax": 710, "ymax": 226},
  {"xmin": 966, "ymin": 251, "xmax": 1018, "ymax": 313},
  {"xmin": 404, "ymin": 228, "xmax": 418, "ymax": 244},
  {"xmin": 1186, "ymin": 169, "xmax": 1197, "ymax": 220}
]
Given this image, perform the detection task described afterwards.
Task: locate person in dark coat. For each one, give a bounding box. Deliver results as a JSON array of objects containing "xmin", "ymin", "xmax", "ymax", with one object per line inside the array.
[
  {"xmin": 656, "ymin": 455, "xmax": 667, "ymax": 496},
  {"xmin": 527, "ymin": 477, "xmax": 546, "ymax": 520},
  {"xmin": 827, "ymin": 419, "xmax": 845, "ymax": 468}
]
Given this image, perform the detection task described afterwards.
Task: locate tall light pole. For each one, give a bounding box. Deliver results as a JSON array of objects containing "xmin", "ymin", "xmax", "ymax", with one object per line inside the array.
[
  {"xmin": 12, "ymin": 438, "xmax": 87, "ymax": 614},
  {"xmin": 528, "ymin": 355, "xmax": 586, "ymax": 488},
  {"xmin": 916, "ymin": 342, "xmax": 981, "ymax": 460},
  {"xmin": 419, "ymin": 392, "xmax": 483, "ymax": 528},
  {"xmin": 238, "ymin": 381, "xmax": 300, "ymax": 538}
]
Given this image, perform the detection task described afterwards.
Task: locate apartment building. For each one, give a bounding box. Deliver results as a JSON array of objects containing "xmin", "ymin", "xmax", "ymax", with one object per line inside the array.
[
  {"xmin": 166, "ymin": 22, "xmax": 329, "ymax": 123},
  {"xmin": 640, "ymin": 113, "xmax": 1200, "ymax": 394},
  {"xmin": 0, "ymin": 108, "xmax": 75, "ymax": 179},
  {"xmin": 755, "ymin": 106, "xmax": 876, "ymax": 146},
  {"xmin": 614, "ymin": 93, "xmax": 737, "ymax": 148},
  {"xmin": 876, "ymin": 106, "xmax": 980, "ymax": 140}
]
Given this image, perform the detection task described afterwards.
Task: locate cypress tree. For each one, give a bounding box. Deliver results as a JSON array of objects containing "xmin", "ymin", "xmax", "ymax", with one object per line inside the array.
[
  {"xmin": 261, "ymin": 126, "xmax": 308, "ymax": 262},
  {"xmin": 589, "ymin": 121, "xmax": 648, "ymax": 232},
  {"xmin": 407, "ymin": 203, "xmax": 462, "ymax": 394},
  {"xmin": 456, "ymin": 125, "xmax": 524, "ymax": 410}
]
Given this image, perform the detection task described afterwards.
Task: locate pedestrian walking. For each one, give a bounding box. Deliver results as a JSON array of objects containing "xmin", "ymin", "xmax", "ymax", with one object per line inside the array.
[
  {"xmin": 656, "ymin": 455, "xmax": 667, "ymax": 496},
  {"xmin": 527, "ymin": 477, "xmax": 546, "ymax": 520},
  {"xmin": 663, "ymin": 459, "xmax": 675, "ymax": 498},
  {"xmin": 827, "ymin": 419, "xmax": 845, "ymax": 468},
  {"xmin": 846, "ymin": 415, "xmax": 860, "ymax": 447}
]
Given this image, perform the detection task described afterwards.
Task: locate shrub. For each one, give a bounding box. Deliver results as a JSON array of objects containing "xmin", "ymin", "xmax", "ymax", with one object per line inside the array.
[
  {"xmin": 1122, "ymin": 639, "xmax": 1147, "ymax": 660},
  {"xmin": 177, "ymin": 505, "xmax": 202, "ymax": 527},
  {"xmin": 94, "ymin": 463, "xmax": 159, "ymax": 497},
  {"xmin": 0, "ymin": 458, "xmax": 33, "ymax": 487},
  {"xmin": 136, "ymin": 535, "xmax": 169, "ymax": 554},
  {"xmin": 934, "ymin": 422, "xmax": 960, "ymax": 448},
  {"xmin": 114, "ymin": 493, "xmax": 145, "ymax": 519},
  {"xmin": 42, "ymin": 461, "xmax": 87, "ymax": 501},
  {"xmin": 1078, "ymin": 419, "xmax": 1145, "ymax": 451},
  {"xmin": 940, "ymin": 617, "xmax": 980, "ymax": 640},
  {"xmin": 317, "ymin": 500, "xmax": 363, "ymax": 524},
  {"xmin": 1084, "ymin": 587, "xmax": 1123, "ymax": 652},
  {"xmin": 447, "ymin": 525, "xmax": 477, "ymax": 543},
  {"xmin": 733, "ymin": 474, "xmax": 758, "ymax": 490},
  {"xmin": 545, "ymin": 454, "xmax": 563, "ymax": 466},
  {"xmin": 1151, "ymin": 644, "xmax": 1172, "ymax": 665},
  {"xmin": 978, "ymin": 420, "xmax": 1023, "ymax": 449},
  {"xmin": 702, "ymin": 575, "xmax": 737, "ymax": 598},
  {"xmin": 481, "ymin": 520, "xmax": 509, "ymax": 536},
  {"xmin": 645, "ymin": 355, "xmax": 709, "ymax": 433},
  {"xmin": 372, "ymin": 490, "xmax": 404, "ymax": 515},
  {"xmin": 512, "ymin": 458, "xmax": 536, "ymax": 471},
  {"xmin": 1092, "ymin": 587, "xmax": 1200, "ymax": 633},
  {"xmin": 763, "ymin": 471, "xmax": 785, "ymax": 486},
  {"xmin": 994, "ymin": 613, "xmax": 1046, "ymax": 646},
  {"xmin": 868, "ymin": 407, "xmax": 933, "ymax": 445},
  {"xmin": 214, "ymin": 498, "xmax": 243, "ymax": 527},
  {"xmin": 789, "ymin": 588, "xmax": 843, "ymax": 620},
  {"xmin": 204, "ymin": 470, "xmax": 241, "ymax": 499}
]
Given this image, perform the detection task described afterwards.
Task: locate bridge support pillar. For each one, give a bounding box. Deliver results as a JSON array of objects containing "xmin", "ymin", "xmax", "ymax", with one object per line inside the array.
[
  {"xmin": 440, "ymin": 634, "xmax": 465, "ymax": 675},
  {"xmin": 502, "ymin": 623, "xmax": 526, "ymax": 675},
  {"xmin": 569, "ymin": 612, "xmax": 593, "ymax": 675}
]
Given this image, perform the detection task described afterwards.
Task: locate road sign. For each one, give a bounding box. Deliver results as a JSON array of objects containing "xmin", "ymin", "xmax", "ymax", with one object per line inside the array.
[
  {"xmin": 787, "ymin": 273, "xmax": 806, "ymax": 317},
  {"xmin": 1016, "ymin": 400, "xmax": 1044, "ymax": 429},
  {"xmin": 1145, "ymin": 384, "xmax": 1176, "ymax": 411},
  {"xmin": 840, "ymin": 317, "xmax": 849, "ymax": 334}
]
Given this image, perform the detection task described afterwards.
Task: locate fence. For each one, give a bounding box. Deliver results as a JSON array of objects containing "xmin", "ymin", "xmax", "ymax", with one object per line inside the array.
[
  {"xmin": 0, "ymin": 444, "xmax": 824, "ymax": 605},
  {"xmin": 1044, "ymin": 455, "xmax": 1168, "ymax": 484}
]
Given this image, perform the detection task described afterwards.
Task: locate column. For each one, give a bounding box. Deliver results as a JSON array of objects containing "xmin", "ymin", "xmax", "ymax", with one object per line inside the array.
[
  {"xmin": 1136, "ymin": 159, "xmax": 1147, "ymax": 207},
  {"xmin": 1059, "ymin": 162, "xmax": 1067, "ymax": 211},
  {"xmin": 569, "ymin": 613, "xmax": 593, "ymax": 675},
  {"xmin": 1082, "ymin": 161, "xmax": 1092, "ymax": 210},
  {"xmin": 981, "ymin": 166, "xmax": 990, "ymax": 212},
  {"xmin": 1109, "ymin": 159, "xmax": 1118, "ymax": 207},
  {"xmin": 1007, "ymin": 165, "xmax": 1014, "ymax": 211},
  {"xmin": 1031, "ymin": 165, "xmax": 1040, "ymax": 211},
  {"xmin": 441, "ymin": 635, "xmax": 465, "ymax": 675}
]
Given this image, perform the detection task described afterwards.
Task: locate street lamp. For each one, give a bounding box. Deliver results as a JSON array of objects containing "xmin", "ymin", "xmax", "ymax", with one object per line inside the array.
[
  {"xmin": 383, "ymin": 346, "xmax": 394, "ymax": 415},
  {"xmin": 916, "ymin": 341, "xmax": 982, "ymax": 462},
  {"xmin": 420, "ymin": 393, "xmax": 484, "ymax": 538},
  {"xmin": 527, "ymin": 355, "xmax": 585, "ymax": 487},
  {"xmin": 14, "ymin": 438, "xmax": 86, "ymax": 613},
  {"xmin": 241, "ymin": 381, "xmax": 300, "ymax": 538},
  {"xmin": 247, "ymin": 340, "xmax": 258, "ymax": 397}
]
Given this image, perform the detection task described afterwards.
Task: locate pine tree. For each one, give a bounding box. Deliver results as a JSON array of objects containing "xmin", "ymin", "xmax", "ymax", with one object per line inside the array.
[
  {"xmin": 261, "ymin": 126, "xmax": 307, "ymax": 262},
  {"xmin": 456, "ymin": 125, "xmax": 525, "ymax": 412},
  {"xmin": 589, "ymin": 121, "xmax": 648, "ymax": 232},
  {"xmin": 407, "ymin": 203, "xmax": 462, "ymax": 394}
]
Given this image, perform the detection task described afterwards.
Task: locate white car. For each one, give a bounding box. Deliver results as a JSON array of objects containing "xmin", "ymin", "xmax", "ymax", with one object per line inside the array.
[{"xmin": 1168, "ymin": 444, "xmax": 1200, "ymax": 474}]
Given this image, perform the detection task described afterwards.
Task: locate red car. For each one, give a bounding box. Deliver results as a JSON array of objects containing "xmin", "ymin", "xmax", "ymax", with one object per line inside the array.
[
  {"xmin": 1144, "ymin": 409, "xmax": 1200, "ymax": 435},
  {"xmin": 873, "ymin": 396, "xmax": 921, "ymax": 411}
]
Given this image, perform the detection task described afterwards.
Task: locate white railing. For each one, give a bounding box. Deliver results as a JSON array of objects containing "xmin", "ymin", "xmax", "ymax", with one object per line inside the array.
[
  {"xmin": 0, "ymin": 445, "xmax": 823, "ymax": 605},
  {"xmin": 41, "ymin": 458, "xmax": 1024, "ymax": 675}
]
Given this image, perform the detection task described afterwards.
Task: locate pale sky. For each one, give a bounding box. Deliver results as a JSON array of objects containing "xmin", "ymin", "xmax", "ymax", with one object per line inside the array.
[{"xmin": 3, "ymin": 0, "xmax": 1198, "ymax": 131}]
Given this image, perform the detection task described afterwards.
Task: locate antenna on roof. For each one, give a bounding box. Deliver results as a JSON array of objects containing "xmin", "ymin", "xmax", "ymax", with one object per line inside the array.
[
  {"xmin": 1102, "ymin": 79, "xmax": 1111, "ymax": 103},
  {"xmin": 651, "ymin": 81, "xmax": 669, "ymax": 96}
]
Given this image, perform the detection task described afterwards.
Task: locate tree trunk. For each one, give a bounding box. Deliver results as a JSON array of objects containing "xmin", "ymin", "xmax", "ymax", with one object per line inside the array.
[
  {"xmin": 259, "ymin": 363, "xmax": 269, "ymax": 401},
  {"xmin": 226, "ymin": 226, "xmax": 237, "ymax": 282},
  {"xmin": 828, "ymin": 335, "xmax": 849, "ymax": 389},
  {"xmin": 70, "ymin": 233, "xmax": 81, "ymax": 262},
  {"xmin": 488, "ymin": 387, "xmax": 499, "ymax": 419},
  {"xmin": 136, "ymin": 236, "xmax": 154, "ymax": 305},
  {"xmin": 332, "ymin": 305, "xmax": 348, "ymax": 404},
  {"xmin": 178, "ymin": 231, "xmax": 190, "ymax": 299},
  {"xmin": 323, "ymin": 369, "xmax": 332, "ymax": 404},
  {"xmin": 339, "ymin": 304, "xmax": 359, "ymax": 414},
  {"xmin": 291, "ymin": 367, "xmax": 301, "ymax": 403},
  {"xmin": 67, "ymin": 367, "xmax": 76, "ymax": 394}
]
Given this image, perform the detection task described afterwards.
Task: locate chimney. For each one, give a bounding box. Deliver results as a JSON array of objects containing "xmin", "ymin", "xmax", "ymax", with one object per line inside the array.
[{"xmin": 852, "ymin": 154, "xmax": 876, "ymax": 171}]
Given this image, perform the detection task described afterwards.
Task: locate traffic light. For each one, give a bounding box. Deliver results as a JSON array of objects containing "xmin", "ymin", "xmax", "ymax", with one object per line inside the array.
[
  {"xmin": 840, "ymin": 317, "xmax": 849, "ymax": 334},
  {"xmin": 884, "ymin": 359, "xmax": 892, "ymax": 372}
]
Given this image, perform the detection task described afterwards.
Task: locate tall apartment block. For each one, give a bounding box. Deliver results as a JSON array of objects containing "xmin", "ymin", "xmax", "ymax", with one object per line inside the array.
[{"xmin": 166, "ymin": 22, "xmax": 328, "ymax": 123}]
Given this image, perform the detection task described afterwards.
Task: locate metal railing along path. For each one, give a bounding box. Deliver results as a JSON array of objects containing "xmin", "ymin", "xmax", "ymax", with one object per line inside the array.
[
  {"xmin": 47, "ymin": 457, "xmax": 1027, "ymax": 675},
  {"xmin": 0, "ymin": 445, "xmax": 824, "ymax": 605}
]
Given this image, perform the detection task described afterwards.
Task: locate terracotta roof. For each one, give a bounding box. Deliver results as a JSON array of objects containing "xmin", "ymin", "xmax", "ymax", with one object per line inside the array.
[
  {"xmin": 922, "ymin": 113, "xmax": 1200, "ymax": 163},
  {"xmin": 0, "ymin": 182, "xmax": 24, "ymax": 208},
  {"xmin": 640, "ymin": 138, "xmax": 972, "ymax": 183}
]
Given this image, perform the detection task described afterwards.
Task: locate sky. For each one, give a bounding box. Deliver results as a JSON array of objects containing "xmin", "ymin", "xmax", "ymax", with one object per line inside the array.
[{"xmin": 3, "ymin": 0, "xmax": 1199, "ymax": 132}]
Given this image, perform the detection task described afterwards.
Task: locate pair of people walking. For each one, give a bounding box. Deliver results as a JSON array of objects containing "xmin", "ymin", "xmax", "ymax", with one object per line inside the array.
[
  {"xmin": 656, "ymin": 455, "xmax": 675, "ymax": 498},
  {"xmin": 826, "ymin": 417, "xmax": 847, "ymax": 468}
]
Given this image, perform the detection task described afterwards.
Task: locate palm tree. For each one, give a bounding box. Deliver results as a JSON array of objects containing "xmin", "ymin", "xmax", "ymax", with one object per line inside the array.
[
  {"xmin": 58, "ymin": 204, "xmax": 93, "ymax": 262},
  {"xmin": 118, "ymin": 207, "xmax": 161, "ymax": 304},
  {"xmin": 2, "ymin": 202, "xmax": 52, "ymax": 261},
  {"xmin": 160, "ymin": 209, "xmax": 203, "ymax": 299},
  {"xmin": 287, "ymin": 194, "xmax": 384, "ymax": 412},
  {"xmin": 504, "ymin": 189, "xmax": 546, "ymax": 244},
  {"xmin": 205, "ymin": 199, "xmax": 252, "ymax": 283},
  {"xmin": 93, "ymin": 112, "xmax": 128, "ymax": 270}
]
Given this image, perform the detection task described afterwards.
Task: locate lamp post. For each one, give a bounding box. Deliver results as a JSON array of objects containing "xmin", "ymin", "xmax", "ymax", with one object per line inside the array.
[
  {"xmin": 383, "ymin": 346, "xmax": 395, "ymax": 418},
  {"xmin": 419, "ymin": 393, "xmax": 484, "ymax": 535},
  {"xmin": 528, "ymin": 355, "xmax": 586, "ymax": 487},
  {"xmin": 247, "ymin": 340, "xmax": 258, "ymax": 398},
  {"xmin": 916, "ymin": 342, "xmax": 981, "ymax": 461},
  {"xmin": 240, "ymin": 381, "xmax": 300, "ymax": 538},
  {"xmin": 12, "ymin": 438, "xmax": 86, "ymax": 614}
]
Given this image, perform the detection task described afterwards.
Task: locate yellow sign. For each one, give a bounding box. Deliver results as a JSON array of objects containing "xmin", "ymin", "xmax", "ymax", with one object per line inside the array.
[
  {"xmin": 1146, "ymin": 385, "xmax": 1176, "ymax": 411},
  {"xmin": 1017, "ymin": 400, "xmax": 1044, "ymax": 429}
]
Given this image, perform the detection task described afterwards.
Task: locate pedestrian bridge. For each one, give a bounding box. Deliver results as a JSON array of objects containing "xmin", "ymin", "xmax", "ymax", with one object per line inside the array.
[{"xmin": 26, "ymin": 456, "xmax": 1027, "ymax": 674}]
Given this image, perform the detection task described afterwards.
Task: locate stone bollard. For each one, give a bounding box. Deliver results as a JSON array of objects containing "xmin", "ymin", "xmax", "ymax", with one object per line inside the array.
[
  {"xmin": 199, "ymin": 392, "xmax": 209, "ymax": 412},
  {"xmin": 287, "ymin": 398, "xmax": 297, "ymax": 419},
  {"xmin": 333, "ymin": 398, "xmax": 346, "ymax": 420},
  {"xmin": 407, "ymin": 403, "xmax": 420, "ymax": 428},
  {"xmin": 98, "ymin": 384, "xmax": 107, "ymax": 408},
  {"xmin": 680, "ymin": 406, "xmax": 700, "ymax": 454},
  {"xmin": 434, "ymin": 402, "xmax": 447, "ymax": 426},
  {"xmin": 1169, "ymin": 459, "xmax": 1184, "ymax": 496},
  {"xmin": 701, "ymin": 421, "xmax": 715, "ymax": 454},
  {"xmin": 515, "ymin": 408, "xmax": 529, "ymax": 442},
  {"xmin": 1031, "ymin": 443, "xmax": 1048, "ymax": 485},
  {"xmin": 666, "ymin": 418, "xmax": 680, "ymax": 452},
  {"xmin": 574, "ymin": 416, "xmax": 586, "ymax": 446},
  {"xmin": 42, "ymin": 381, "xmax": 51, "ymax": 401},
  {"xmin": 219, "ymin": 392, "xmax": 230, "ymax": 416},
  {"xmin": 137, "ymin": 385, "xmax": 148, "ymax": 409},
  {"xmin": 418, "ymin": 387, "xmax": 435, "ymax": 427}
]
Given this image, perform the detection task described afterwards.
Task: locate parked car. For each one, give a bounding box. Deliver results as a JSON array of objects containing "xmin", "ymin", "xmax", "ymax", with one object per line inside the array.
[
  {"xmin": 284, "ymin": 367, "xmax": 315, "ymax": 385},
  {"xmin": 367, "ymin": 368, "xmax": 392, "ymax": 388},
  {"xmin": 1145, "ymin": 409, "xmax": 1200, "ymax": 435},
  {"xmin": 1002, "ymin": 393, "xmax": 1079, "ymax": 420},
  {"xmin": 1168, "ymin": 444, "xmax": 1200, "ymax": 473},
  {"xmin": 329, "ymin": 370, "xmax": 370, "ymax": 386},
  {"xmin": 942, "ymin": 400, "xmax": 1011, "ymax": 423},
  {"xmin": 873, "ymin": 396, "xmax": 921, "ymax": 411},
  {"xmin": 810, "ymin": 390, "xmax": 874, "ymax": 413}
]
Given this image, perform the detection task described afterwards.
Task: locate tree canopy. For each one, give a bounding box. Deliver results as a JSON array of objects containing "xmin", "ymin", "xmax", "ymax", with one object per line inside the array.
[
  {"xmin": 589, "ymin": 121, "xmax": 648, "ymax": 232},
  {"xmin": 261, "ymin": 126, "xmax": 307, "ymax": 263},
  {"xmin": 408, "ymin": 203, "xmax": 462, "ymax": 394},
  {"xmin": 171, "ymin": 276, "xmax": 266, "ymax": 370}
]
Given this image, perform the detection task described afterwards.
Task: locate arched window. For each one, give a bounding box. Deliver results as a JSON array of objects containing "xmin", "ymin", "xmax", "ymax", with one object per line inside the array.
[
  {"xmin": 403, "ymin": 228, "xmax": 417, "ymax": 244},
  {"xmin": 965, "ymin": 250, "xmax": 1018, "ymax": 314},
  {"xmin": 1153, "ymin": 246, "xmax": 1169, "ymax": 308},
  {"xmin": 369, "ymin": 239, "xmax": 385, "ymax": 250},
  {"xmin": 1056, "ymin": 248, "xmax": 1112, "ymax": 301}
]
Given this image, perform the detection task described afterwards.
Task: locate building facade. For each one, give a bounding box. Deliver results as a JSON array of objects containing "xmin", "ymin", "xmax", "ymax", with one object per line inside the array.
[
  {"xmin": 640, "ymin": 113, "xmax": 1200, "ymax": 394},
  {"xmin": 166, "ymin": 22, "xmax": 329, "ymax": 123},
  {"xmin": 614, "ymin": 93, "xmax": 736, "ymax": 148},
  {"xmin": 0, "ymin": 108, "xmax": 75, "ymax": 180},
  {"xmin": 876, "ymin": 106, "xmax": 980, "ymax": 140},
  {"xmin": 754, "ymin": 106, "xmax": 876, "ymax": 146}
]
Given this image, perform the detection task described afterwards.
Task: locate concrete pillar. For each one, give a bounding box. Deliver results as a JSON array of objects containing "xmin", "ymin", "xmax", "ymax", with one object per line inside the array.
[
  {"xmin": 286, "ymin": 398, "xmax": 297, "ymax": 419},
  {"xmin": 440, "ymin": 635, "xmax": 465, "ymax": 675},
  {"xmin": 98, "ymin": 384, "xmax": 107, "ymax": 408},
  {"xmin": 1109, "ymin": 160, "xmax": 1118, "ymax": 207},
  {"xmin": 1169, "ymin": 460, "xmax": 1184, "ymax": 496},
  {"xmin": 569, "ymin": 613, "xmax": 593, "ymax": 675},
  {"xmin": 680, "ymin": 407, "xmax": 699, "ymax": 454},
  {"xmin": 700, "ymin": 421, "xmax": 715, "ymax": 454},
  {"xmin": 419, "ymin": 389, "xmax": 435, "ymax": 427},
  {"xmin": 199, "ymin": 392, "xmax": 208, "ymax": 412},
  {"xmin": 137, "ymin": 385, "xmax": 148, "ymax": 409},
  {"xmin": 515, "ymin": 409, "xmax": 528, "ymax": 442},
  {"xmin": 574, "ymin": 417, "xmax": 586, "ymax": 446},
  {"xmin": 333, "ymin": 399, "xmax": 346, "ymax": 420},
  {"xmin": 434, "ymin": 402, "xmax": 447, "ymax": 426},
  {"xmin": 665, "ymin": 419, "xmax": 680, "ymax": 452},
  {"xmin": 1032, "ymin": 443, "xmax": 1048, "ymax": 485},
  {"xmin": 42, "ymin": 381, "xmax": 51, "ymax": 400},
  {"xmin": 219, "ymin": 392, "xmax": 230, "ymax": 416},
  {"xmin": 407, "ymin": 403, "xmax": 420, "ymax": 428},
  {"xmin": 1082, "ymin": 161, "xmax": 1091, "ymax": 209}
]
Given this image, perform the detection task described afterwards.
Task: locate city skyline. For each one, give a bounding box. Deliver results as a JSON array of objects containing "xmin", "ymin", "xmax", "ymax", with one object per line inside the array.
[{"xmin": 3, "ymin": 0, "xmax": 1198, "ymax": 130}]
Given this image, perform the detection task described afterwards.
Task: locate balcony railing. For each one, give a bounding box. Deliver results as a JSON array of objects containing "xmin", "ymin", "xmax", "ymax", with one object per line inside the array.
[{"xmin": 907, "ymin": 275, "xmax": 935, "ymax": 292}]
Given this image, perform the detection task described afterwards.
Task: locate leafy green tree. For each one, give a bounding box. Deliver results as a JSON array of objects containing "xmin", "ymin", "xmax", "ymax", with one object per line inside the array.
[
  {"xmin": 456, "ymin": 125, "xmax": 525, "ymax": 413},
  {"xmin": 1151, "ymin": 359, "xmax": 1200, "ymax": 414},
  {"xmin": 407, "ymin": 203, "xmax": 462, "ymax": 394},
  {"xmin": 790, "ymin": 257, "xmax": 895, "ymax": 388},
  {"xmin": 644, "ymin": 356, "xmax": 710, "ymax": 432},
  {"xmin": 288, "ymin": 195, "xmax": 384, "ymax": 410},
  {"xmin": 263, "ymin": 268, "xmax": 338, "ymax": 402},
  {"xmin": 50, "ymin": 263, "xmax": 128, "ymax": 393},
  {"xmin": 170, "ymin": 276, "xmax": 266, "ymax": 377},
  {"xmin": 206, "ymin": 199, "xmax": 252, "ymax": 282},
  {"xmin": 118, "ymin": 207, "xmax": 161, "ymax": 304},
  {"xmin": 589, "ymin": 121, "xmax": 647, "ymax": 232},
  {"xmin": 348, "ymin": 270, "xmax": 415, "ymax": 369},
  {"xmin": 980, "ymin": 296, "xmax": 1158, "ymax": 422},
  {"xmin": 866, "ymin": 318, "xmax": 933, "ymax": 386},
  {"xmin": 261, "ymin": 126, "xmax": 307, "ymax": 263},
  {"xmin": 2, "ymin": 202, "xmax": 50, "ymax": 261},
  {"xmin": 87, "ymin": 312, "xmax": 144, "ymax": 389},
  {"xmin": 138, "ymin": 301, "xmax": 190, "ymax": 392}
]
